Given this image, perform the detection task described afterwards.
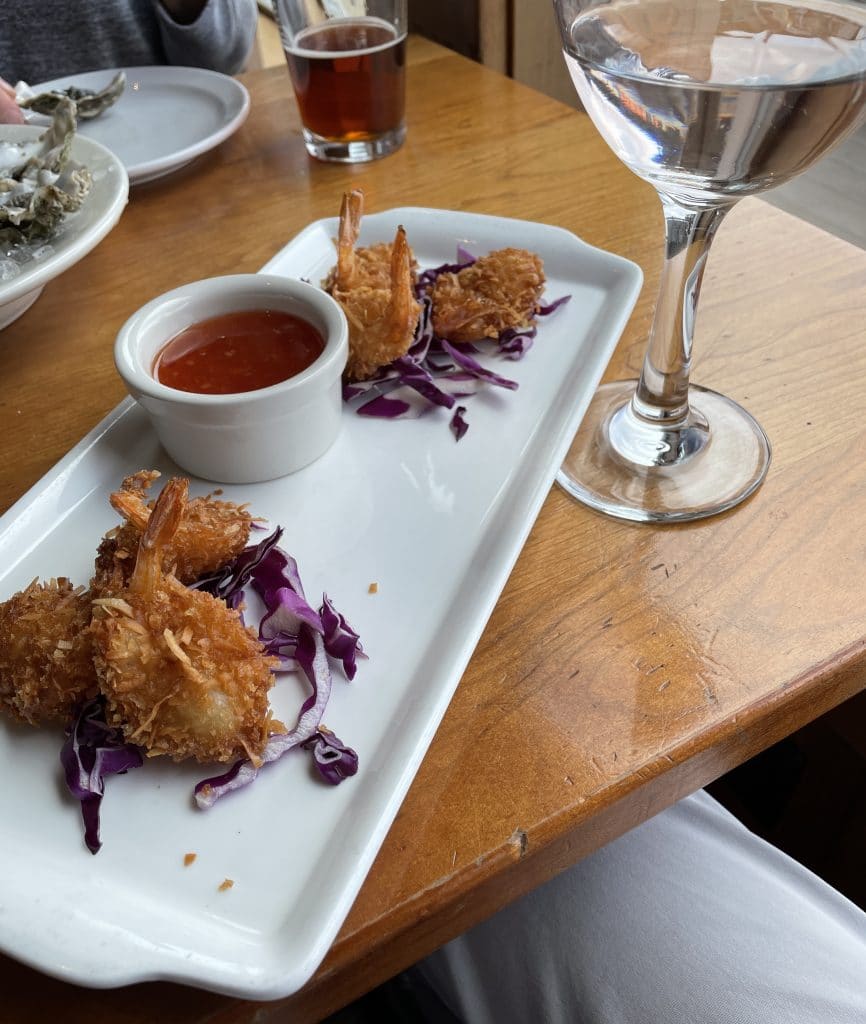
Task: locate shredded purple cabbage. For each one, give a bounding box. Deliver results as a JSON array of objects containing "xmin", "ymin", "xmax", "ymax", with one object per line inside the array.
[
  {"xmin": 60, "ymin": 695, "xmax": 143, "ymax": 854},
  {"xmin": 303, "ymin": 727, "xmax": 359, "ymax": 784},
  {"xmin": 343, "ymin": 247, "xmax": 570, "ymax": 438},
  {"xmin": 355, "ymin": 393, "xmax": 412, "ymax": 418},
  {"xmin": 320, "ymin": 594, "xmax": 364, "ymax": 681},
  {"xmin": 450, "ymin": 405, "xmax": 469, "ymax": 441},
  {"xmin": 192, "ymin": 526, "xmax": 285, "ymax": 607},
  {"xmin": 194, "ymin": 533, "xmax": 365, "ymax": 808}
]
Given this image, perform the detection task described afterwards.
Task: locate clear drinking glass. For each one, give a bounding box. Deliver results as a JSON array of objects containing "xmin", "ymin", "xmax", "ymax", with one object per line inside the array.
[
  {"xmin": 273, "ymin": 0, "xmax": 408, "ymax": 163},
  {"xmin": 552, "ymin": 0, "xmax": 866, "ymax": 522}
]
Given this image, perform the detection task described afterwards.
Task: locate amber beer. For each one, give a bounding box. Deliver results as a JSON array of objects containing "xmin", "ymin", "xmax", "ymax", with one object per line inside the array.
[{"xmin": 285, "ymin": 17, "xmax": 406, "ymax": 141}]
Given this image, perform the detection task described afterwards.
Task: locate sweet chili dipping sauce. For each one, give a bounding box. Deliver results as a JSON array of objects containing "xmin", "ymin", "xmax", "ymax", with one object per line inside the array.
[{"xmin": 153, "ymin": 309, "xmax": 325, "ymax": 395}]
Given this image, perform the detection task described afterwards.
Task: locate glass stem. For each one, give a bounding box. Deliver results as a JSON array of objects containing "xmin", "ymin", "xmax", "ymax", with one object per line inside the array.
[{"xmin": 631, "ymin": 197, "xmax": 734, "ymax": 427}]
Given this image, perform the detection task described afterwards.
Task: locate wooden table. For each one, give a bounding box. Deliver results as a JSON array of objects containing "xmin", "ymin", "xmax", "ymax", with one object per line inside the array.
[{"xmin": 3, "ymin": 37, "xmax": 866, "ymax": 1024}]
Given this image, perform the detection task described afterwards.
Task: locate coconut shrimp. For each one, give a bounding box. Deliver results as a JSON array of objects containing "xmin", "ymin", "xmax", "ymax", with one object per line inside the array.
[
  {"xmin": 0, "ymin": 577, "xmax": 95, "ymax": 725},
  {"xmin": 325, "ymin": 189, "xmax": 421, "ymax": 381},
  {"xmin": 91, "ymin": 478, "xmax": 278, "ymax": 764},
  {"xmin": 92, "ymin": 470, "xmax": 254, "ymax": 594},
  {"xmin": 429, "ymin": 248, "xmax": 546, "ymax": 342}
]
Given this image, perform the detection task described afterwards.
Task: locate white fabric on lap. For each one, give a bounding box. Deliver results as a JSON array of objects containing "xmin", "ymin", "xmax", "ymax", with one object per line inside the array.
[{"xmin": 416, "ymin": 790, "xmax": 866, "ymax": 1023}]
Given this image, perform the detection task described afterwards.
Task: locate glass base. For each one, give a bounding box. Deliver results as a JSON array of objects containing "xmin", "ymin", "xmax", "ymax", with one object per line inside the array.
[
  {"xmin": 557, "ymin": 381, "xmax": 771, "ymax": 523},
  {"xmin": 302, "ymin": 124, "xmax": 405, "ymax": 164}
]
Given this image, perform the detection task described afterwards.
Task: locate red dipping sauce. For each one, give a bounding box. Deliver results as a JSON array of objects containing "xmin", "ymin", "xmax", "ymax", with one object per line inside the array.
[{"xmin": 153, "ymin": 309, "xmax": 325, "ymax": 395}]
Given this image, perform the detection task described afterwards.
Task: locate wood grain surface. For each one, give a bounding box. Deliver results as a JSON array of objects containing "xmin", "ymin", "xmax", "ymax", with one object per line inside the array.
[{"xmin": 2, "ymin": 36, "xmax": 866, "ymax": 1024}]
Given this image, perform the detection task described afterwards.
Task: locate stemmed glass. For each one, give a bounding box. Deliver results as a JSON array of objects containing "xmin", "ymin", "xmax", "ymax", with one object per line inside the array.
[{"xmin": 552, "ymin": 0, "xmax": 866, "ymax": 522}]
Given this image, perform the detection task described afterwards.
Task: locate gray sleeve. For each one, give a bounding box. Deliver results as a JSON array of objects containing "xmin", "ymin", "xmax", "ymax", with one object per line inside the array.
[{"xmin": 153, "ymin": 0, "xmax": 259, "ymax": 75}]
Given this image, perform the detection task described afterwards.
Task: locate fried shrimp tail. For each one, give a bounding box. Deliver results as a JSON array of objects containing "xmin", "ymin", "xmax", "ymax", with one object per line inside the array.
[
  {"xmin": 92, "ymin": 477, "xmax": 278, "ymax": 764},
  {"xmin": 108, "ymin": 472, "xmax": 164, "ymax": 534},
  {"xmin": 335, "ymin": 188, "xmax": 364, "ymax": 289},
  {"xmin": 0, "ymin": 577, "xmax": 96, "ymax": 725},
  {"xmin": 325, "ymin": 189, "xmax": 422, "ymax": 381},
  {"xmin": 131, "ymin": 476, "xmax": 187, "ymax": 599}
]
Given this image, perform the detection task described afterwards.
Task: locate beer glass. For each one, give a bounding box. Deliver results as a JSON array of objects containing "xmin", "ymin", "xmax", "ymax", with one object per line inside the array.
[{"xmin": 274, "ymin": 0, "xmax": 408, "ymax": 163}]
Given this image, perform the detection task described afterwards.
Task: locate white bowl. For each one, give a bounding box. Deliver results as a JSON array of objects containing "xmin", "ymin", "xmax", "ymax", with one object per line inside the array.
[
  {"xmin": 114, "ymin": 274, "xmax": 348, "ymax": 483},
  {"xmin": 0, "ymin": 126, "xmax": 129, "ymax": 330}
]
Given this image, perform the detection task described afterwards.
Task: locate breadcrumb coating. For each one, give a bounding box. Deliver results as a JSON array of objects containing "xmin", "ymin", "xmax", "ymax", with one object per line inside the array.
[
  {"xmin": 91, "ymin": 478, "xmax": 278, "ymax": 764},
  {"xmin": 92, "ymin": 470, "xmax": 254, "ymax": 595},
  {"xmin": 0, "ymin": 578, "xmax": 95, "ymax": 725},
  {"xmin": 430, "ymin": 248, "xmax": 546, "ymax": 342}
]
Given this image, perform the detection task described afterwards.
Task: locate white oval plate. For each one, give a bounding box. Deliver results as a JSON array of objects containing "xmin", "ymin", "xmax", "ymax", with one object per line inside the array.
[
  {"xmin": 31, "ymin": 66, "xmax": 250, "ymax": 185},
  {"xmin": 0, "ymin": 209, "xmax": 642, "ymax": 999},
  {"xmin": 0, "ymin": 126, "xmax": 129, "ymax": 329}
]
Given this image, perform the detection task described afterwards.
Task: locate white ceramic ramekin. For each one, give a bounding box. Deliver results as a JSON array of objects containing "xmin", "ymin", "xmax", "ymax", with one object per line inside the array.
[{"xmin": 115, "ymin": 274, "xmax": 348, "ymax": 484}]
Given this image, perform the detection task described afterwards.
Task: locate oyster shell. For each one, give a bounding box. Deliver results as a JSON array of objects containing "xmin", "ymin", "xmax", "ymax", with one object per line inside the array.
[
  {"xmin": 16, "ymin": 71, "xmax": 126, "ymax": 121},
  {"xmin": 0, "ymin": 97, "xmax": 92, "ymax": 247}
]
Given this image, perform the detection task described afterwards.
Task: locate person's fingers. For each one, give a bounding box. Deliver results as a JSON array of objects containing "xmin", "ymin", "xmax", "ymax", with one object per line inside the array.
[
  {"xmin": 0, "ymin": 90, "xmax": 24, "ymax": 124},
  {"xmin": 0, "ymin": 77, "xmax": 24, "ymax": 123}
]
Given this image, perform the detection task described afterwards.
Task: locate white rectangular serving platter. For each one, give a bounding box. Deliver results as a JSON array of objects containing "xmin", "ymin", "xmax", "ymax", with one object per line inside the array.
[{"xmin": 0, "ymin": 209, "xmax": 641, "ymax": 998}]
